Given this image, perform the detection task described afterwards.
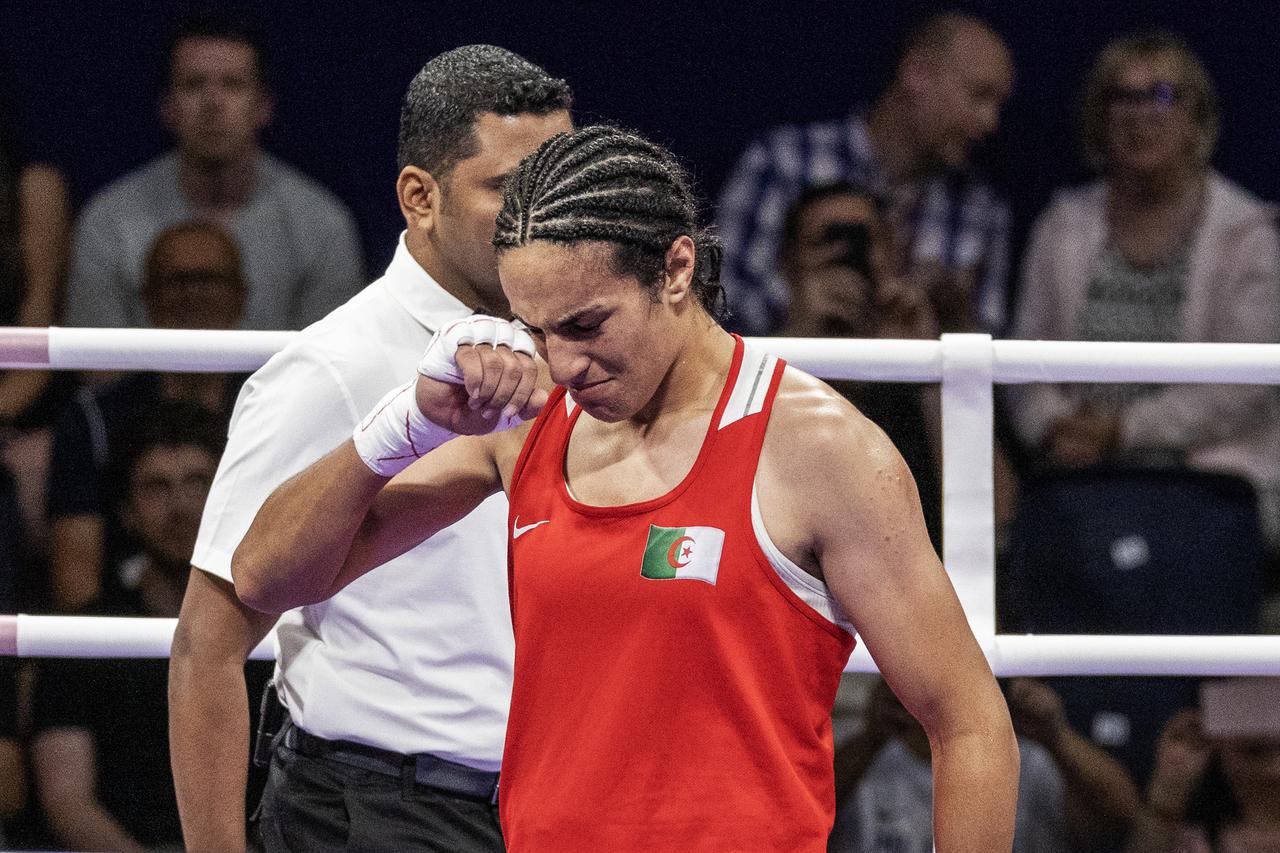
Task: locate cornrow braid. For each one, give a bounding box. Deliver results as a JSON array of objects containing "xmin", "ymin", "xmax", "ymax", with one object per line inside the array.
[{"xmin": 494, "ymin": 125, "xmax": 727, "ymax": 321}]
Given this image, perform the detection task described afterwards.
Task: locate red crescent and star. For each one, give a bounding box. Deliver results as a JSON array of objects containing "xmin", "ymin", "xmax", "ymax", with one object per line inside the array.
[{"xmin": 666, "ymin": 535, "xmax": 695, "ymax": 569}]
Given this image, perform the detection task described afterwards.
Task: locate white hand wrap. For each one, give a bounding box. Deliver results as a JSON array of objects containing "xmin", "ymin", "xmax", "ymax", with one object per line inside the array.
[
  {"xmin": 353, "ymin": 316, "xmax": 538, "ymax": 477},
  {"xmin": 416, "ymin": 315, "xmax": 536, "ymax": 383},
  {"xmin": 351, "ymin": 380, "xmax": 453, "ymax": 477}
]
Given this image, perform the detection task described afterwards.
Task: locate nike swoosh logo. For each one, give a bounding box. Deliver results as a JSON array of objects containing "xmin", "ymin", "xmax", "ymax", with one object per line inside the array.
[{"xmin": 512, "ymin": 517, "xmax": 551, "ymax": 540}]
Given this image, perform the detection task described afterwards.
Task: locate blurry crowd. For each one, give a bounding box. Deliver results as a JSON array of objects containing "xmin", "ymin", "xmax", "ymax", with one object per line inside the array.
[{"xmin": 1, "ymin": 9, "xmax": 1278, "ymax": 853}]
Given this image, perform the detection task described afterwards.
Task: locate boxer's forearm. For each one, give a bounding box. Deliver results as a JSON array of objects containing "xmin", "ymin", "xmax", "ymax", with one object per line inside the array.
[
  {"xmin": 931, "ymin": 723, "xmax": 1020, "ymax": 852},
  {"xmin": 233, "ymin": 440, "xmax": 386, "ymax": 613}
]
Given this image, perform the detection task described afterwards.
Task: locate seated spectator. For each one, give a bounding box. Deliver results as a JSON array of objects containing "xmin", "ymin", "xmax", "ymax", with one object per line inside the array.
[
  {"xmin": 31, "ymin": 403, "xmax": 223, "ymax": 851},
  {"xmin": 717, "ymin": 12, "xmax": 1013, "ymax": 335},
  {"xmin": 46, "ymin": 220, "xmax": 247, "ymax": 611},
  {"xmin": 831, "ymin": 677, "xmax": 1139, "ymax": 852},
  {"xmin": 1009, "ymin": 32, "xmax": 1280, "ymax": 548},
  {"xmin": 0, "ymin": 96, "xmax": 69, "ymax": 424},
  {"xmin": 776, "ymin": 181, "xmax": 942, "ymax": 547},
  {"xmin": 0, "ymin": 99, "xmax": 71, "ymax": 555},
  {"xmin": 1128, "ymin": 679, "xmax": 1280, "ymax": 853},
  {"xmin": 63, "ymin": 12, "xmax": 363, "ymax": 332}
]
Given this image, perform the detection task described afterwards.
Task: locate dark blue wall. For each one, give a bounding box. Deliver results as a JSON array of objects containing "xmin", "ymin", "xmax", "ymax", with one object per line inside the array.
[{"xmin": 4, "ymin": 1, "xmax": 1279, "ymax": 281}]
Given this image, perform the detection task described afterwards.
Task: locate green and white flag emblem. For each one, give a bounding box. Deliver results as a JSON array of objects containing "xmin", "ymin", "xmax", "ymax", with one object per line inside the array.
[{"xmin": 640, "ymin": 524, "xmax": 725, "ymax": 585}]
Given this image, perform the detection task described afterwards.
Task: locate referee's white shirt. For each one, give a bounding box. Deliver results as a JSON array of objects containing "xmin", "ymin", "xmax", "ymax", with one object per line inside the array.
[{"xmin": 192, "ymin": 234, "xmax": 512, "ymax": 771}]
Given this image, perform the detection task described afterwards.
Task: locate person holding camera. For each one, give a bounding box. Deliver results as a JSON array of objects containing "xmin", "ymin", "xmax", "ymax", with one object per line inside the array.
[{"xmin": 1127, "ymin": 680, "xmax": 1280, "ymax": 853}]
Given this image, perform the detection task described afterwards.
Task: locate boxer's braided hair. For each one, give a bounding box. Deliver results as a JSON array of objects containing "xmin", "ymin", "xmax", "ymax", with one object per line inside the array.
[{"xmin": 493, "ymin": 125, "xmax": 727, "ymax": 320}]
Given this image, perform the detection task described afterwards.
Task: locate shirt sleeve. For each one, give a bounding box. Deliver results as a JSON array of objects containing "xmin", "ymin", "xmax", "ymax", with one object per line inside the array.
[
  {"xmin": 716, "ymin": 132, "xmax": 795, "ymax": 335},
  {"xmin": 191, "ymin": 342, "xmax": 363, "ymax": 582},
  {"xmin": 62, "ymin": 200, "xmax": 133, "ymax": 329},
  {"xmin": 292, "ymin": 202, "xmax": 365, "ymax": 329},
  {"xmin": 1006, "ymin": 197, "xmax": 1079, "ymax": 448},
  {"xmin": 975, "ymin": 197, "xmax": 1012, "ymax": 335},
  {"xmin": 1122, "ymin": 218, "xmax": 1280, "ymax": 450}
]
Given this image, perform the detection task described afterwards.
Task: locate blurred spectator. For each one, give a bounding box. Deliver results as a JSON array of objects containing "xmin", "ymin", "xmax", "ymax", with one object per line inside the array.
[
  {"xmin": 717, "ymin": 11, "xmax": 1013, "ymax": 335},
  {"xmin": 45, "ymin": 220, "xmax": 246, "ymax": 611},
  {"xmin": 831, "ymin": 677, "xmax": 1139, "ymax": 852},
  {"xmin": 0, "ymin": 101, "xmax": 71, "ymax": 556},
  {"xmin": 31, "ymin": 402, "xmax": 222, "ymax": 851},
  {"xmin": 0, "ymin": 104, "xmax": 69, "ymax": 422},
  {"xmin": 1009, "ymin": 32, "xmax": 1280, "ymax": 548},
  {"xmin": 776, "ymin": 181, "xmax": 942, "ymax": 547},
  {"xmin": 63, "ymin": 12, "xmax": 363, "ymax": 332},
  {"xmin": 1128, "ymin": 680, "xmax": 1280, "ymax": 853}
]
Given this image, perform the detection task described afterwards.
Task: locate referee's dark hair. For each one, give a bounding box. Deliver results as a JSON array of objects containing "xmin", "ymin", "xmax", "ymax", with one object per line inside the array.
[
  {"xmin": 397, "ymin": 46, "xmax": 573, "ymax": 181},
  {"xmin": 492, "ymin": 124, "xmax": 726, "ymax": 321}
]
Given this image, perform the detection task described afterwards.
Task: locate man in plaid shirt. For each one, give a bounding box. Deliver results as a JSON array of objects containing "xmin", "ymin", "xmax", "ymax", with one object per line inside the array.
[{"xmin": 717, "ymin": 12, "xmax": 1015, "ymax": 336}]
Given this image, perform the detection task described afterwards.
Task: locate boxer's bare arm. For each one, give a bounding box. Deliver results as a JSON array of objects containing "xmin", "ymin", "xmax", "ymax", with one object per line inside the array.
[
  {"xmin": 234, "ymin": 332, "xmax": 539, "ymax": 614},
  {"xmin": 757, "ymin": 368, "xmax": 1019, "ymax": 852},
  {"xmin": 341, "ymin": 424, "xmax": 528, "ymax": 591},
  {"xmin": 234, "ymin": 421, "xmax": 524, "ymax": 615}
]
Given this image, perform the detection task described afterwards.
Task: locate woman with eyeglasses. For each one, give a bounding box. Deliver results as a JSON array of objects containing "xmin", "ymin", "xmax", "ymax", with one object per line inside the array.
[{"xmin": 1009, "ymin": 31, "xmax": 1280, "ymax": 550}]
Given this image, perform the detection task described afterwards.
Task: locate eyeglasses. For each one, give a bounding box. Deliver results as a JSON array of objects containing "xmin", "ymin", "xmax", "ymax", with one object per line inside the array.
[{"xmin": 1105, "ymin": 81, "xmax": 1183, "ymax": 110}]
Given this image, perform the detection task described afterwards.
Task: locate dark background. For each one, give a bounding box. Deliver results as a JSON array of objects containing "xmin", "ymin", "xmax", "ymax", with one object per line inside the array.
[{"xmin": 3, "ymin": 0, "xmax": 1277, "ymax": 285}]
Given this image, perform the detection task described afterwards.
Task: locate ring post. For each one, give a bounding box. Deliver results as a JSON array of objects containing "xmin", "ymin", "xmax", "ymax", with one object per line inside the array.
[{"xmin": 940, "ymin": 333, "xmax": 996, "ymax": 639}]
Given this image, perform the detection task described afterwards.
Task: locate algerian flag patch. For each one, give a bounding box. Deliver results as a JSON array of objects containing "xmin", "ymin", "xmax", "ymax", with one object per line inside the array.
[{"xmin": 640, "ymin": 524, "xmax": 725, "ymax": 585}]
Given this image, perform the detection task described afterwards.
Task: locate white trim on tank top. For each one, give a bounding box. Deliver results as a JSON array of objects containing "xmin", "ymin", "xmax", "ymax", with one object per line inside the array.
[
  {"xmin": 751, "ymin": 480, "xmax": 856, "ymax": 634},
  {"xmin": 719, "ymin": 347, "xmax": 778, "ymax": 430}
]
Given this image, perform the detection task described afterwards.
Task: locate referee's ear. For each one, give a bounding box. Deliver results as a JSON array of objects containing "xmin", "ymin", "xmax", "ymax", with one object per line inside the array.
[{"xmin": 397, "ymin": 165, "xmax": 442, "ymax": 238}]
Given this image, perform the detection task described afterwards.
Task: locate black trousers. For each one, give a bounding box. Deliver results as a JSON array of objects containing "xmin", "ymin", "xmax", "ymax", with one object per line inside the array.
[{"xmin": 258, "ymin": 745, "xmax": 505, "ymax": 853}]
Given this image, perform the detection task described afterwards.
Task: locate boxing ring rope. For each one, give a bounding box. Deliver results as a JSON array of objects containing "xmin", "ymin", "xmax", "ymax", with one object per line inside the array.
[{"xmin": 3, "ymin": 327, "xmax": 1280, "ymax": 676}]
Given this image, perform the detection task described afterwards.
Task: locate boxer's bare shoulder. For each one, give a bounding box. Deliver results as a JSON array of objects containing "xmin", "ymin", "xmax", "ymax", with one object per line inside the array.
[
  {"xmin": 766, "ymin": 366, "xmax": 911, "ymax": 482},
  {"xmin": 756, "ymin": 365, "xmax": 927, "ymax": 581}
]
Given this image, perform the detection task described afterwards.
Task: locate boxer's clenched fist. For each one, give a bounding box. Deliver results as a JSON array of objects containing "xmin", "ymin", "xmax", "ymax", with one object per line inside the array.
[
  {"xmin": 352, "ymin": 316, "xmax": 547, "ymax": 477},
  {"xmin": 415, "ymin": 315, "xmax": 547, "ymax": 436}
]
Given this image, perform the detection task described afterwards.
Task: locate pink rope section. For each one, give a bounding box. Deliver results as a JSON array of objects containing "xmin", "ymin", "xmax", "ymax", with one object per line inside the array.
[
  {"xmin": 0, "ymin": 616, "xmax": 16, "ymax": 656},
  {"xmin": 0, "ymin": 327, "xmax": 50, "ymax": 366}
]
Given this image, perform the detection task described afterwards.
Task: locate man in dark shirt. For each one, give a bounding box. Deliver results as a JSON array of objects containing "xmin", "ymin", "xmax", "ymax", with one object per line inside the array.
[{"xmin": 32, "ymin": 403, "xmax": 226, "ymax": 850}]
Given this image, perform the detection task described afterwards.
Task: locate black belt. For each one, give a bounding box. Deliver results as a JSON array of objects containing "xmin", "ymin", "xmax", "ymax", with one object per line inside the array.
[{"xmin": 281, "ymin": 722, "xmax": 500, "ymax": 804}]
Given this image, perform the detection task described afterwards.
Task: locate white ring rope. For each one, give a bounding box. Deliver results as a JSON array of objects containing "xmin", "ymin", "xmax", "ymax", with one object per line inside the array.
[
  {"xmin": 0, "ymin": 615, "xmax": 274, "ymax": 660},
  {"xmin": 3, "ymin": 327, "xmax": 1278, "ymax": 675},
  {"xmin": 5, "ymin": 327, "xmax": 1280, "ymax": 383},
  {"xmin": 3, "ymin": 615, "xmax": 1277, "ymax": 677}
]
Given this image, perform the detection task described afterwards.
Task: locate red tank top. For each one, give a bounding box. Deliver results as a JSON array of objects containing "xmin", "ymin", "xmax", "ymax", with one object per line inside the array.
[{"xmin": 501, "ymin": 336, "xmax": 857, "ymax": 852}]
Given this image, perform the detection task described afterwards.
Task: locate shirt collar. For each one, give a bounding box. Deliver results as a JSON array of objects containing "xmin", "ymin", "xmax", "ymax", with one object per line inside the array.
[{"xmin": 381, "ymin": 231, "xmax": 473, "ymax": 332}]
